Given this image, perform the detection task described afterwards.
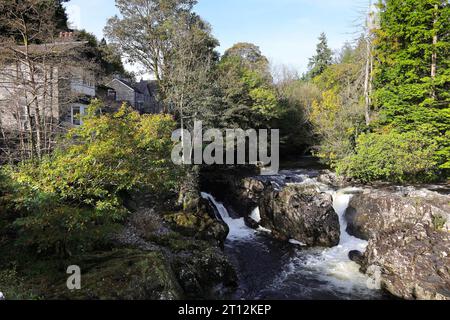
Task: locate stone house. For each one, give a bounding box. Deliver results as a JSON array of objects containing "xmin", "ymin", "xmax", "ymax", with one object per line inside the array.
[
  {"xmin": 103, "ymin": 78, "xmax": 162, "ymax": 114},
  {"xmin": 0, "ymin": 36, "xmax": 96, "ymax": 131}
]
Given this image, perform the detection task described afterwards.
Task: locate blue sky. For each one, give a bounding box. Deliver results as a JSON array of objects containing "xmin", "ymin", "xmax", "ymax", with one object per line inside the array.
[{"xmin": 65, "ymin": 0, "xmax": 369, "ymax": 74}]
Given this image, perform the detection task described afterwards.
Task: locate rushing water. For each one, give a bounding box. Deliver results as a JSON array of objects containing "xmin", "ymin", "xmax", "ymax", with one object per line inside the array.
[{"xmin": 201, "ymin": 173, "xmax": 387, "ymax": 300}]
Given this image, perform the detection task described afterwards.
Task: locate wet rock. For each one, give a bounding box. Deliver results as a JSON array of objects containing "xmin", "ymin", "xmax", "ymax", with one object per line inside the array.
[
  {"xmin": 345, "ymin": 187, "xmax": 450, "ymax": 300},
  {"xmin": 244, "ymin": 216, "xmax": 260, "ymax": 229},
  {"xmin": 349, "ymin": 250, "xmax": 365, "ymax": 266},
  {"xmin": 317, "ymin": 170, "xmax": 349, "ymax": 188},
  {"xmin": 259, "ymin": 184, "xmax": 340, "ymax": 247},
  {"xmin": 201, "ymin": 167, "xmax": 341, "ymax": 248},
  {"xmin": 346, "ymin": 188, "xmax": 450, "ymax": 240},
  {"xmin": 171, "ymin": 248, "xmax": 238, "ymax": 299},
  {"xmin": 363, "ymin": 224, "xmax": 450, "ymax": 300}
]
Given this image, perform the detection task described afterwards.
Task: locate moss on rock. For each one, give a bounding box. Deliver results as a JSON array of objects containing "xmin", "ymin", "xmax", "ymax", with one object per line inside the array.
[
  {"xmin": 43, "ymin": 249, "xmax": 183, "ymax": 300},
  {"xmin": 164, "ymin": 210, "xmax": 228, "ymax": 247}
]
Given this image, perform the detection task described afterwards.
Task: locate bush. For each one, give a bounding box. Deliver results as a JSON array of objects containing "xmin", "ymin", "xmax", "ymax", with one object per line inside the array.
[
  {"xmin": 3, "ymin": 103, "xmax": 181, "ymax": 256},
  {"xmin": 336, "ymin": 130, "xmax": 439, "ymax": 183},
  {"xmin": 0, "ymin": 267, "xmax": 40, "ymax": 300}
]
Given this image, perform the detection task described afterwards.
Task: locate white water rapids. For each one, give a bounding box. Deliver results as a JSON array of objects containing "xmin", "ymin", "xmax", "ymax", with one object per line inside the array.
[
  {"xmin": 201, "ymin": 192, "xmax": 255, "ymax": 241},
  {"xmin": 286, "ymin": 189, "xmax": 378, "ymax": 295},
  {"xmin": 201, "ymin": 180, "xmax": 383, "ymax": 299}
]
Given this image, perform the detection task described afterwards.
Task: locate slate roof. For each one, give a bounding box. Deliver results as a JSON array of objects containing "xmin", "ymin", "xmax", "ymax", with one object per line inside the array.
[{"xmin": 113, "ymin": 79, "xmax": 158, "ymax": 96}]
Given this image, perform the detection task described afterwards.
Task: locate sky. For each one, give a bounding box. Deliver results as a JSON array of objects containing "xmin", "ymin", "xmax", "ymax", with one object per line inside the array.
[{"xmin": 65, "ymin": 0, "xmax": 370, "ymax": 75}]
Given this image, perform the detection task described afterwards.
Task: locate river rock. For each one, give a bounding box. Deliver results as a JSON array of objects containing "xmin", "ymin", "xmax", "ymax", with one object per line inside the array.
[
  {"xmin": 259, "ymin": 184, "xmax": 340, "ymax": 247},
  {"xmin": 317, "ymin": 170, "xmax": 349, "ymax": 188},
  {"xmin": 164, "ymin": 201, "xmax": 229, "ymax": 249},
  {"xmin": 48, "ymin": 249, "xmax": 184, "ymax": 300},
  {"xmin": 346, "ymin": 187, "xmax": 450, "ymax": 300},
  {"xmin": 171, "ymin": 247, "xmax": 238, "ymax": 299},
  {"xmin": 345, "ymin": 188, "xmax": 450, "ymax": 240},
  {"xmin": 349, "ymin": 250, "xmax": 365, "ymax": 266},
  {"xmin": 363, "ymin": 224, "xmax": 450, "ymax": 300},
  {"xmin": 201, "ymin": 167, "xmax": 341, "ymax": 248}
]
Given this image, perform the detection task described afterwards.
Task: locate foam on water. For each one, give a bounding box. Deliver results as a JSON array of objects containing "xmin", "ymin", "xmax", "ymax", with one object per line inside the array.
[
  {"xmin": 201, "ymin": 192, "xmax": 255, "ymax": 241},
  {"xmin": 276, "ymin": 188, "xmax": 379, "ymax": 296},
  {"xmin": 250, "ymin": 207, "xmax": 261, "ymax": 223},
  {"xmin": 202, "ymin": 177, "xmax": 382, "ymax": 298}
]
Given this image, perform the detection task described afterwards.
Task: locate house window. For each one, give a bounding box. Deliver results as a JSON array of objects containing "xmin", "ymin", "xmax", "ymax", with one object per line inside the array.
[
  {"xmin": 71, "ymin": 105, "xmax": 86, "ymax": 126},
  {"xmin": 107, "ymin": 89, "xmax": 116, "ymax": 100},
  {"xmin": 82, "ymin": 73, "xmax": 95, "ymax": 87}
]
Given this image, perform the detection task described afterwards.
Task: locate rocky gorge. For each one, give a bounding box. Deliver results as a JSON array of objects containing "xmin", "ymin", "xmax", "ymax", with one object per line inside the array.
[
  {"xmin": 5, "ymin": 165, "xmax": 447, "ymax": 300},
  {"xmin": 200, "ymin": 165, "xmax": 450, "ymax": 300}
]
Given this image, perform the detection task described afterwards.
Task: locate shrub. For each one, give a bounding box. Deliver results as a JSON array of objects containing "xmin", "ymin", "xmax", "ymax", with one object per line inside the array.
[
  {"xmin": 4, "ymin": 103, "xmax": 181, "ymax": 256},
  {"xmin": 336, "ymin": 130, "xmax": 439, "ymax": 183}
]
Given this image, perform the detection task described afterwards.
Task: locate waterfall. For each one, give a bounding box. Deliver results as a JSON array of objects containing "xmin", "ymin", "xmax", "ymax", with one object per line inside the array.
[
  {"xmin": 201, "ymin": 185, "xmax": 381, "ymax": 298},
  {"xmin": 289, "ymin": 188, "xmax": 375, "ymax": 292},
  {"xmin": 201, "ymin": 192, "xmax": 255, "ymax": 241},
  {"xmin": 333, "ymin": 188, "xmax": 368, "ymax": 249}
]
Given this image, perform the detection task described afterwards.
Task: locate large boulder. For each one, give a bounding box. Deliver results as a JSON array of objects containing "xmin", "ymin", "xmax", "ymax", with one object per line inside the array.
[
  {"xmin": 201, "ymin": 167, "xmax": 341, "ymax": 248},
  {"xmin": 47, "ymin": 249, "xmax": 184, "ymax": 300},
  {"xmin": 200, "ymin": 167, "xmax": 264, "ymax": 215},
  {"xmin": 171, "ymin": 247, "xmax": 237, "ymax": 299},
  {"xmin": 346, "ymin": 187, "xmax": 450, "ymax": 300},
  {"xmin": 346, "ymin": 188, "xmax": 450, "ymax": 240},
  {"xmin": 363, "ymin": 224, "xmax": 450, "ymax": 300},
  {"xmin": 259, "ymin": 184, "xmax": 340, "ymax": 247}
]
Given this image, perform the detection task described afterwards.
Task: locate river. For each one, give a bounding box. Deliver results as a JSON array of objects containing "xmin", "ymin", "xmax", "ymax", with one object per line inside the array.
[{"xmin": 201, "ymin": 170, "xmax": 390, "ymax": 300}]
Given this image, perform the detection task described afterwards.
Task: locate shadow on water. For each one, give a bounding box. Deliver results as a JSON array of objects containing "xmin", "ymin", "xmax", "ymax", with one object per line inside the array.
[{"xmin": 224, "ymin": 232, "xmax": 388, "ymax": 300}]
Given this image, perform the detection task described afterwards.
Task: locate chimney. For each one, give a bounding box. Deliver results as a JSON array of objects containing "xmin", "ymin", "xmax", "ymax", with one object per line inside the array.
[{"xmin": 58, "ymin": 31, "xmax": 74, "ymax": 42}]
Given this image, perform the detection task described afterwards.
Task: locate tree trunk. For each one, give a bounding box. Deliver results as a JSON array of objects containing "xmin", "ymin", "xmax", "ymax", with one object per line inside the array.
[
  {"xmin": 364, "ymin": 36, "xmax": 372, "ymax": 126},
  {"xmin": 363, "ymin": 0, "xmax": 374, "ymax": 126},
  {"xmin": 431, "ymin": 4, "xmax": 438, "ymax": 99}
]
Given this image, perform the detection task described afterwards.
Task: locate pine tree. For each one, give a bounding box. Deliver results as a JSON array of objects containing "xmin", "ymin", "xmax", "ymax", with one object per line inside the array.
[
  {"xmin": 373, "ymin": 0, "xmax": 450, "ymax": 171},
  {"xmin": 0, "ymin": 0, "xmax": 70, "ymax": 43},
  {"xmin": 307, "ymin": 32, "xmax": 333, "ymax": 79}
]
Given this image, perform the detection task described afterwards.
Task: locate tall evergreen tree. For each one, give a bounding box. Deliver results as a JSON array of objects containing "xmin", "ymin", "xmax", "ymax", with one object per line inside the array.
[
  {"xmin": 373, "ymin": 0, "xmax": 450, "ymax": 171},
  {"xmin": 0, "ymin": 0, "xmax": 70, "ymax": 43},
  {"xmin": 307, "ymin": 32, "xmax": 333, "ymax": 79}
]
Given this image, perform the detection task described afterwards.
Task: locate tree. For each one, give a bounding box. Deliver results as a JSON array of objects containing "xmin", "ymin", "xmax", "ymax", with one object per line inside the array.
[
  {"xmin": 307, "ymin": 32, "xmax": 333, "ymax": 79},
  {"xmin": 307, "ymin": 40, "xmax": 369, "ymax": 167},
  {"xmin": 363, "ymin": 0, "xmax": 377, "ymax": 125},
  {"xmin": 75, "ymin": 30, "xmax": 127, "ymax": 79},
  {"xmin": 104, "ymin": 0, "xmax": 198, "ymax": 110},
  {"xmin": 0, "ymin": 0, "xmax": 70, "ymax": 43},
  {"xmin": 218, "ymin": 44, "xmax": 280, "ymax": 130},
  {"xmin": 165, "ymin": 14, "xmax": 223, "ymax": 210},
  {"xmin": 223, "ymin": 42, "xmax": 269, "ymax": 72},
  {"xmin": 372, "ymin": 0, "xmax": 450, "ymax": 173},
  {"xmin": 337, "ymin": 130, "xmax": 439, "ymax": 183},
  {"xmin": 163, "ymin": 14, "xmax": 220, "ymax": 128},
  {"xmin": 275, "ymin": 79, "xmax": 319, "ymax": 157},
  {"xmin": 8, "ymin": 102, "xmax": 180, "ymax": 255}
]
